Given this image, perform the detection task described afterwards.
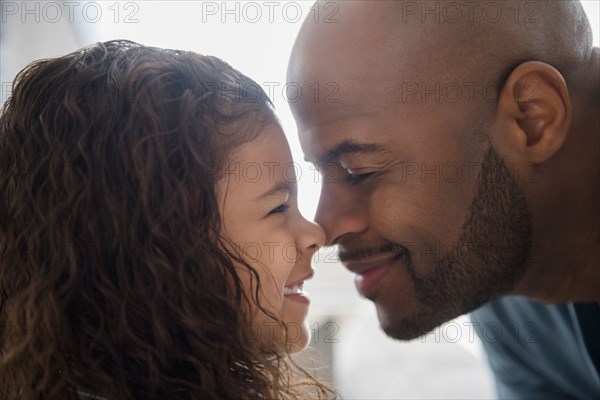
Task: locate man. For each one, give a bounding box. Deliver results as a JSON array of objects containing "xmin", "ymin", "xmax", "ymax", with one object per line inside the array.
[{"xmin": 287, "ymin": 1, "xmax": 599, "ymax": 398}]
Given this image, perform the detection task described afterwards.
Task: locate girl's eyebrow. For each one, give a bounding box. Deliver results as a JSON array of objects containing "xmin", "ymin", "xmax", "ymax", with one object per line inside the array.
[{"xmin": 257, "ymin": 180, "xmax": 296, "ymax": 201}]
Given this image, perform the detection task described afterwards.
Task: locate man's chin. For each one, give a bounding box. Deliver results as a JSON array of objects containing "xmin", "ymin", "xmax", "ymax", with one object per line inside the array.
[{"xmin": 375, "ymin": 305, "xmax": 453, "ymax": 341}]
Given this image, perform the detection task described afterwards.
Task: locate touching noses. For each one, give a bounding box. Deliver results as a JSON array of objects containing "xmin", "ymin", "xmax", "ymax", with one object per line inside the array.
[
  {"xmin": 314, "ymin": 183, "xmax": 368, "ymax": 246},
  {"xmin": 297, "ymin": 216, "xmax": 326, "ymax": 256}
]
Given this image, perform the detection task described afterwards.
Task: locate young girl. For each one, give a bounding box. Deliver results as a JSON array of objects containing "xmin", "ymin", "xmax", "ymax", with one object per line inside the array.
[{"xmin": 0, "ymin": 40, "xmax": 334, "ymax": 400}]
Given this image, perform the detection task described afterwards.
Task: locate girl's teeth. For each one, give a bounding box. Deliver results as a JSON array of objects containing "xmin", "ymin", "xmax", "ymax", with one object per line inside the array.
[{"xmin": 284, "ymin": 282, "xmax": 304, "ymax": 295}]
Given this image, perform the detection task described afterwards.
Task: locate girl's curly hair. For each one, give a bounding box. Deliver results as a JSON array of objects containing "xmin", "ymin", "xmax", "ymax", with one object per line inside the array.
[{"xmin": 0, "ymin": 40, "xmax": 334, "ymax": 400}]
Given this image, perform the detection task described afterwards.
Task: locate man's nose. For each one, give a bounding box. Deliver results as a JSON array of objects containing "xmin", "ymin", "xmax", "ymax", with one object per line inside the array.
[{"xmin": 315, "ymin": 183, "xmax": 368, "ymax": 246}]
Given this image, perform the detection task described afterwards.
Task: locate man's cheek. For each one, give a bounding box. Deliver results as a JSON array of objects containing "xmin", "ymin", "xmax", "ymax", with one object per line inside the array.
[{"xmin": 371, "ymin": 182, "xmax": 418, "ymax": 218}]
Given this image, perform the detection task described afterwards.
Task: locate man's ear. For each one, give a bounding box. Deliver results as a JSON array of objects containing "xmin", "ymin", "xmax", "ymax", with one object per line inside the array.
[{"xmin": 490, "ymin": 61, "xmax": 572, "ymax": 164}]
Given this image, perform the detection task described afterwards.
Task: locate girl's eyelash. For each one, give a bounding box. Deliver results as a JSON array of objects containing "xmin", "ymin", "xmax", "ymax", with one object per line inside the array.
[{"xmin": 269, "ymin": 203, "xmax": 290, "ymax": 215}]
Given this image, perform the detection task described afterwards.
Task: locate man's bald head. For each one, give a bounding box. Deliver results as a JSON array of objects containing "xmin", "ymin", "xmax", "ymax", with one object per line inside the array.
[{"xmin": 288, "ymin": 0, "xmax": 593, "ymax": 113}]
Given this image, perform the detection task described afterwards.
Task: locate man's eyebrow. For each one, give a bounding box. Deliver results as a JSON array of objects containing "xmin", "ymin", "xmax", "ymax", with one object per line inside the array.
[
  {"xmin": 257, "ymin": 180, "xmax": 296, "ymax": 201},
  {"xmin": 309, "ymin": 140, "xmax": 387, "ymax": 163}
]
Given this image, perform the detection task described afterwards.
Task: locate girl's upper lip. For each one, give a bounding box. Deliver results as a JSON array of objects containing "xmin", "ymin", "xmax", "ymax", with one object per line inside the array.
[
  {"xmin": 344, "ymin": 254, "xmax": 400, "ymax": 275},
  {"xmin": 285, "ymin": 270, "xmax": 314, "ymax": 287}
]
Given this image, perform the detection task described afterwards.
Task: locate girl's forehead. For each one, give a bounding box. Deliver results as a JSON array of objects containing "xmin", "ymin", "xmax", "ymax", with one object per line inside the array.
[
  {"xmin": 217, "ymin": 125, "xmax": 294, "ymax": 200},
  {"xmin": 228, "ymin": 124, "xmax": 292, "ymax": 164}
]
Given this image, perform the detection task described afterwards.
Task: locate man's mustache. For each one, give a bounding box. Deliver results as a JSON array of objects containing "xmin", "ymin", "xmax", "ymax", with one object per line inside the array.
[{"xmin": 338, "ymin": 241, "xmax": 411, "ymax": 263}]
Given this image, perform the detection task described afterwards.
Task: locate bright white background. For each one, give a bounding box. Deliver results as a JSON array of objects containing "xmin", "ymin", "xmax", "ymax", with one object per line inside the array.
[{"xmin": 1, "ymin": 1, "xmax": 599, "ymax": 398}]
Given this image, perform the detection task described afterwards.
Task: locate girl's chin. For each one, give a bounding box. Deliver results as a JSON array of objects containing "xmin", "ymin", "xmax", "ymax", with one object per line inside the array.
[
  {"xmin": 284, "ymin": 323, "xmax": 310, "ymax": 353},
  {"xmin": 286, "ymin": 335, "xmax": 310, "ymax": 353},
  {"xmin": 256, "ymin": 322, "xmax": 309, "ymax": 353}
]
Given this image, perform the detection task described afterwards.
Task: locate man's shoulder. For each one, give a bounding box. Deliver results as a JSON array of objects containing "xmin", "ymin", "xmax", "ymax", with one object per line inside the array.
[
  {"xmin": 470, "ymin": 296, "xmax": 600, "ymax": 399},
  {"xmin": 471, "ymin": 295, "xmax": 572, "ymax": 329},
  {"xmin": 470, "ymin": 296, "xmax": 577, "ymax": 357},
  {"xmin": 470, "ymin": 296, "xmax": 583, "ymax": 362}
]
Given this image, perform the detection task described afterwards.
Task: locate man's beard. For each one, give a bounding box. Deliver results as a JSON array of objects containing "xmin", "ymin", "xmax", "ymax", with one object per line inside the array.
[{"xmin": 347, "ymin": 146, "xmax": 533, "ymax": 341}]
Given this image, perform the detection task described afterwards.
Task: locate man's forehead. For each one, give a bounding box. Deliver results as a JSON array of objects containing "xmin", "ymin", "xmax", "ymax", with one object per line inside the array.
[
  {"xmin": 304, "ymin": 101, "xmax": 371, "ymax": 126},
  {"xmin": 301, "ymin": 123, "xmax": 390, "ymax": 164},
  {"xmin": 288, "ymin": 2, "xmax": 407, "ymax": 85}
]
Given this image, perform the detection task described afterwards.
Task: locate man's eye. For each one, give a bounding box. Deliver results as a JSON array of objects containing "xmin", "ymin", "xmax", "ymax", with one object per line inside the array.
[
  {"xmin": 346, "ymin": 171, "xmax": 375, "ymax": 185},
  {"xmin": 268, "ymin": 203, "xmax": 290, "ymax": 215}
]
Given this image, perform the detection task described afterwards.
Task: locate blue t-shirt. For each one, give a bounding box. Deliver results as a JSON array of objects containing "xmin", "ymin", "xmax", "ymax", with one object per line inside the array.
[{"xmin": 471, "ymin": 296, "xmax": 600, "ymax": 399}]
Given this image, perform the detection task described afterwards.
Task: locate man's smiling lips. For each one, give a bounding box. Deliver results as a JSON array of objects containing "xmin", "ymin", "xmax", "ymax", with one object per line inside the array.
[{"xmin": 343, "ymin": 253, "xmax": 401, "ymax": 297}]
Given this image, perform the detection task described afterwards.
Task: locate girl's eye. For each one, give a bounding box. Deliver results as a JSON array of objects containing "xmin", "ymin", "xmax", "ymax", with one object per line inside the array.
[
  {"xmin": 268, "ymin": 203, "xmax": 290, "ymax": 216},
  {"xmin": 346, "ymin": 171, "xmax": 375, "ymax": 185}
]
